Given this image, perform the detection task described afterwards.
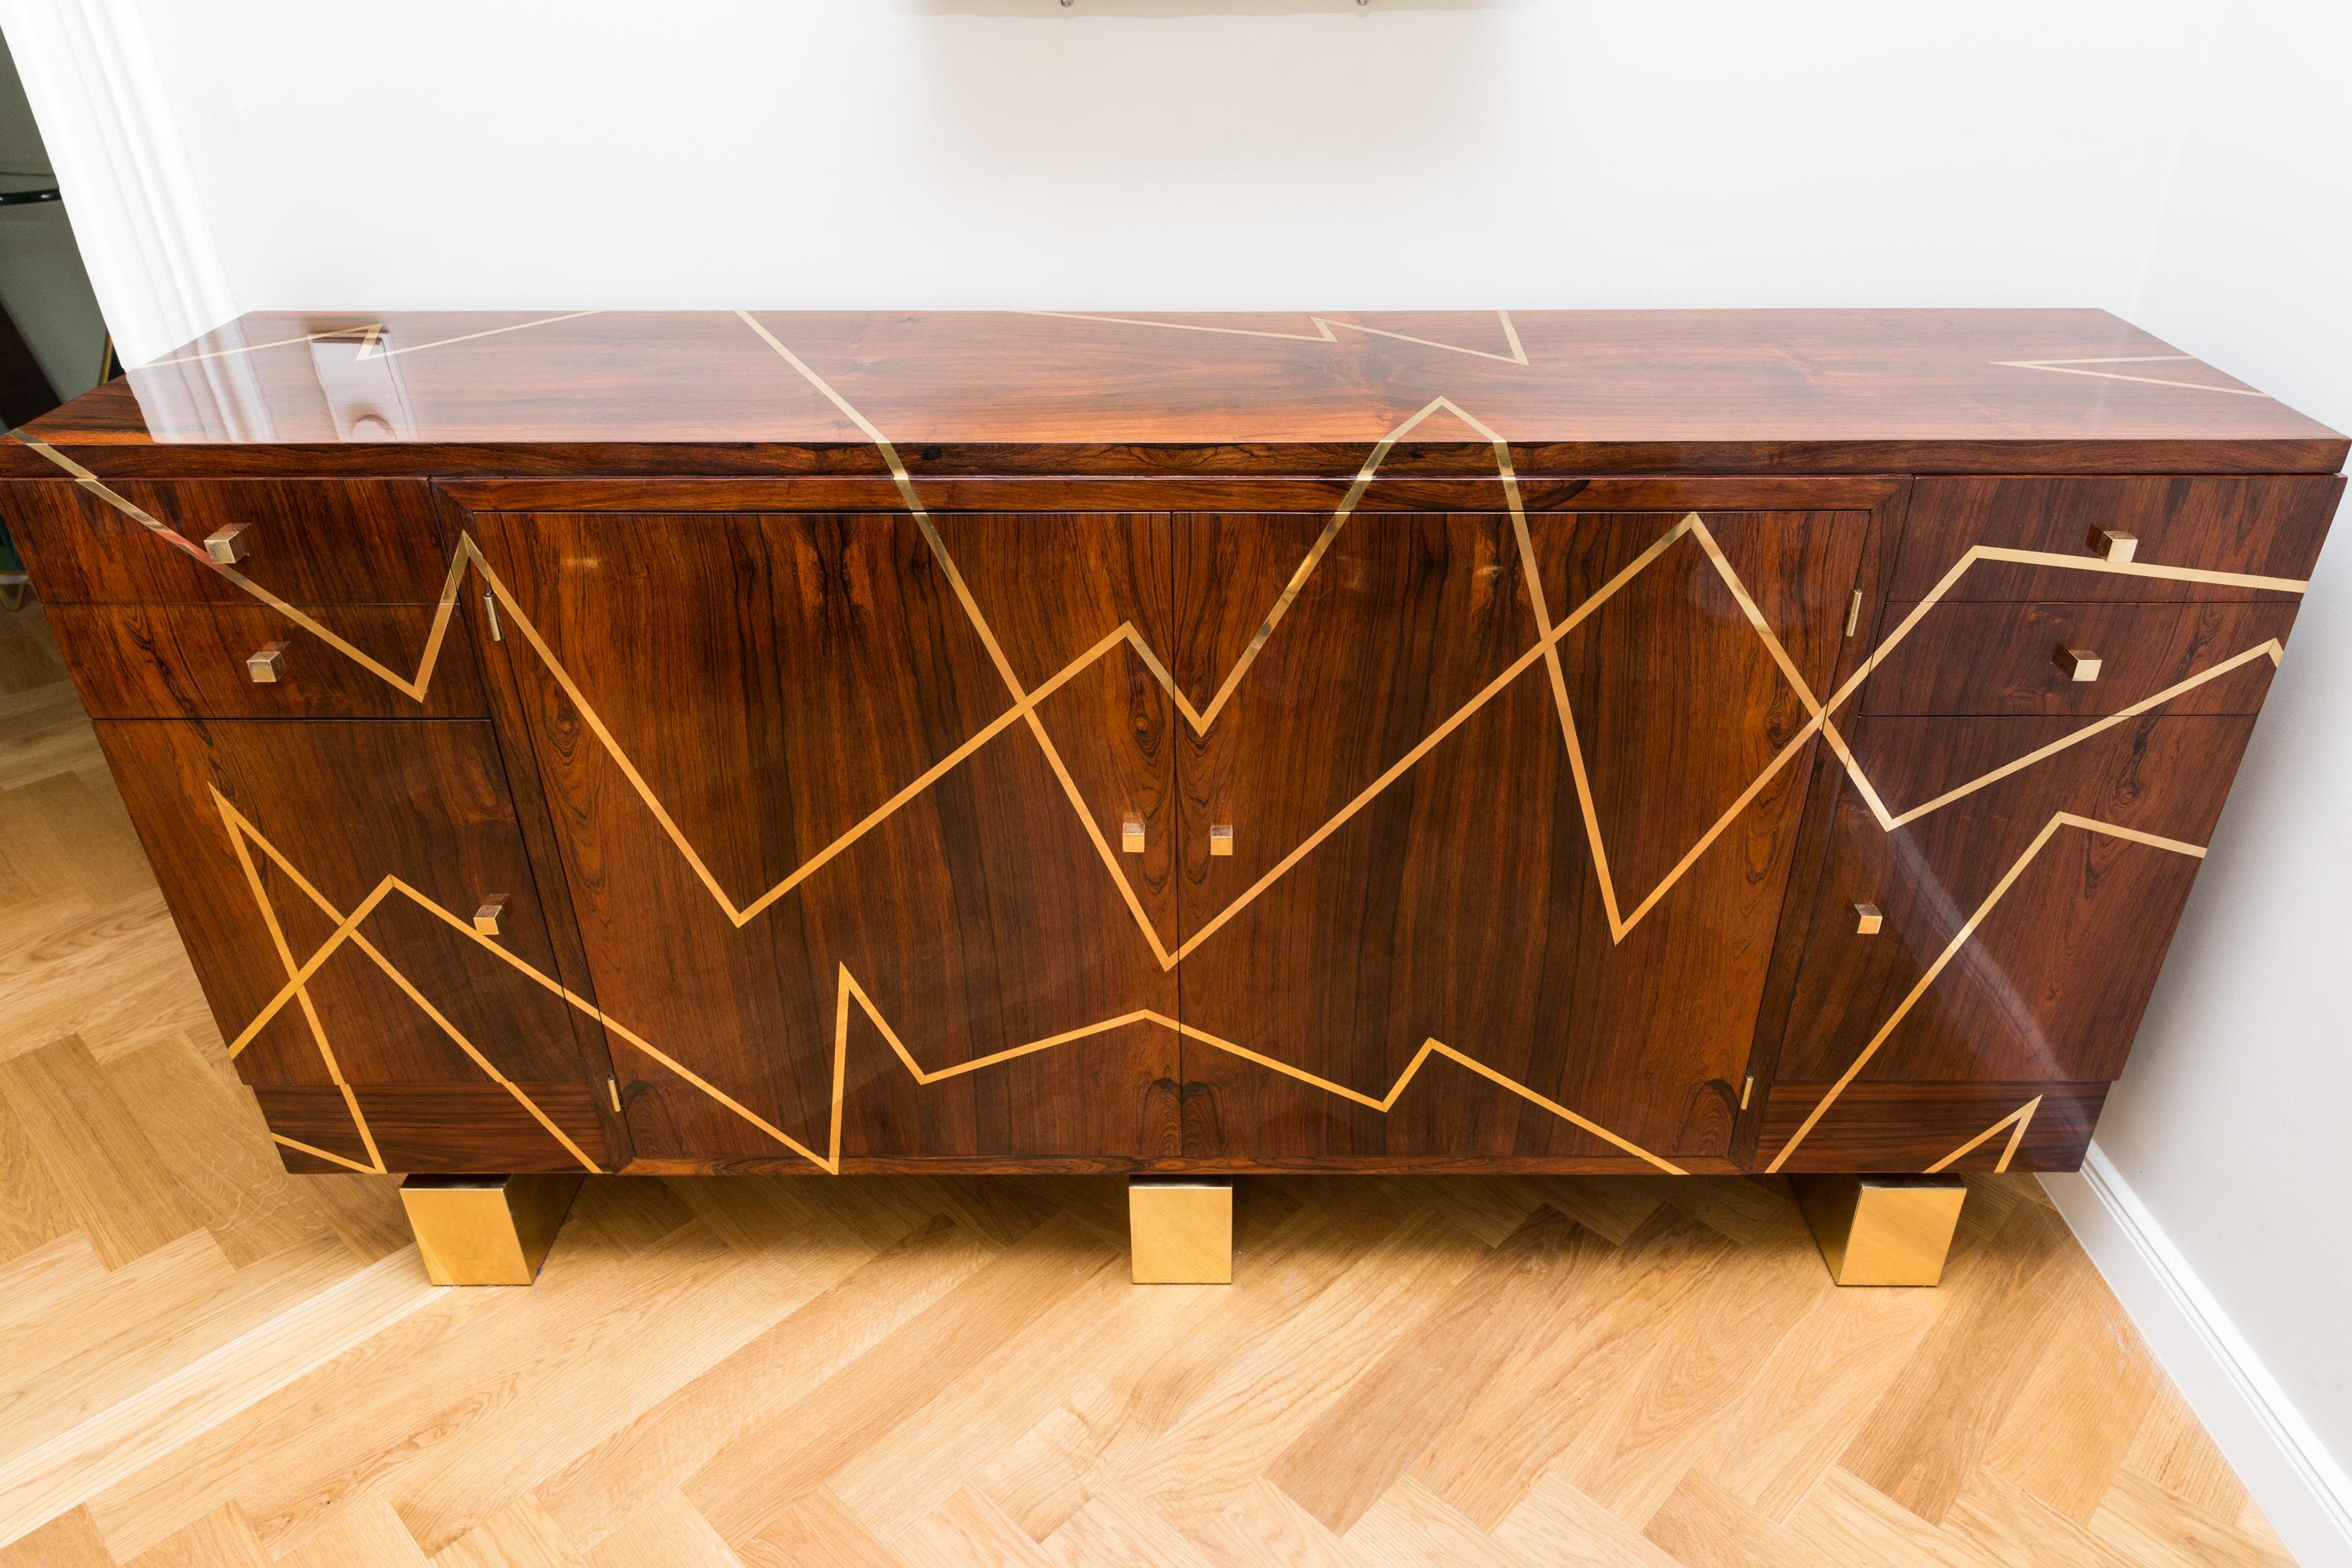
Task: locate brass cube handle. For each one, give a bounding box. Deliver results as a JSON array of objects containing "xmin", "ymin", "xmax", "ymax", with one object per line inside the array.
[
  {"xmin": 1854, "ymin": 902, "xmax": 1884, "ymax": 935},
  {"xmin": 1209, "ymin": 823, "xmax": 1235, "ymax": 858},
  {"xmin": 1120, "ymin": 818, "xmax": 1145, "ymax": 855},
  {"xmin": 245, "ymin": 641, "xmax": 288, "ymax": 683},
  {"xmin": 2054, "ymin": 645, "xmax": 2103, "ymax": 683},
  {"xmin": 205, "ymin": 523, "xmax": 250, "ymax": 564},
  {"xmin": 2087, "ymin": 526, "xmax": 2137, "ymax": 564},
  {"xmin": 473, "ymin": 896, "xmax": 506, "ymax": 938}
]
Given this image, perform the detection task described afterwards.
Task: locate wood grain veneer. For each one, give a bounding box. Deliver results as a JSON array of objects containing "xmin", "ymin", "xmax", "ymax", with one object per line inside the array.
[
  {"xmin": 0, "ymin": 611, "xmax": 2303, "ymax": 1562},
  {"xmin": 5, "ymin": 308, "xmax": 2340, "ymax": 1181},
  {"xmin": 9, "ymin": 310, "xmax": 2343, "ymax": 476}
]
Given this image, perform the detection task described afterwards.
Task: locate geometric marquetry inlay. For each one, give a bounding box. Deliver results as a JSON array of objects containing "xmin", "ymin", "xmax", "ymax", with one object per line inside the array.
[{"xmin": 10, "ymin": 307, "xmax": 2336, "ymax": 1188}]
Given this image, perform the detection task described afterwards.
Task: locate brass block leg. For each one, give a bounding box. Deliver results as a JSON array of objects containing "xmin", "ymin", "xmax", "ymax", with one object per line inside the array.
[
  {"xmin": 400, "ymin": 1174, "xmax": 583, "ymax": 1285},
  {"xmin": 1129, "ymin": 1176, "xmax": 1233, "ymax": 1284},
  {"xmin": 1793, "ymin": 1174, "xmax": 1966, "ymax": 1287}
]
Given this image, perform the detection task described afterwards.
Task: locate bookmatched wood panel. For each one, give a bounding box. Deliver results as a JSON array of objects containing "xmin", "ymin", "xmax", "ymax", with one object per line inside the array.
[
  {"xmin": 1174, "ymin": 509, "xmax": 1869, "ymax": 1167},
  {"xmin": 468, "ymin": 511, "xmax": 1181, "ymax": 1171}
]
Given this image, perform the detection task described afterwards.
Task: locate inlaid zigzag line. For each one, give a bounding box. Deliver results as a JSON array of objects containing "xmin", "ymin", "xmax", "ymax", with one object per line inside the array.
[
  {"xmin": 721, "ymin": 324, "xmax": 1819, "ymax": 956},
  {"xmin": 1763, "ymin": 814, "xmax": 2206, "ymax": 1171},
  {"xmin": 1028, "ymin": 309, "xmax": 1530, "ymax": 365},
  {"xmin": 726, "ymin": 323, "xmax": 2307, "ymax": 943},
  {"xmin": 138, "ymin": 310, "xmax": 603, "ymax": 368},
  {"xmin": 732, "ymin": 311, "xmax": 1186, "ymax": 962},
  {"xmin": 20, "ymin": 440, "xmax": 481, "ymax": 701},
  {"xmin": 1816, "ymin": 543, "xmax": 2299, "ymax": 831},
  {"xmin": 1995, "ymin": 354, "xmax": 2271, "ymax": 398},
  {"xmin": 214, "ymin": 804, "xmax": 1687, "ymax": 1175},
  {"xmin": 216, "ymin": 782, "xmax": 383, "ymax": 1174},
  {"xmin": 1925, "ymin": 1095, "xmax": 2043, "ymax": 1175},
  {"xmin": 13, "ymin": 394, "xmax": 2309, "ymax": 1171},
  {"xmin": 17, "ymin": 426, "xmax": 1773, "ymax": 960},
  {"xmin": 212, "ymin": 789, "xmax": 603, "ymax": 1176},
  {"xmin": 216, "ymin": 782, "xmax": 2187, "ymax": 1179},
  {"xmin": 1134, "ymin": 393, "xmax": 1503, "ymax": 735},
  {"xmin": 13, "ymin": 427, "xmax": 2301, "ymax": 959}
]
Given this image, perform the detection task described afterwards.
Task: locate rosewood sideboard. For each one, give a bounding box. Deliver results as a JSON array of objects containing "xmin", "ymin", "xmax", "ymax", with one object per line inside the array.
[{"xmin": 5, "ymin": 309, "xmax": 2339, "ymax": 1284}]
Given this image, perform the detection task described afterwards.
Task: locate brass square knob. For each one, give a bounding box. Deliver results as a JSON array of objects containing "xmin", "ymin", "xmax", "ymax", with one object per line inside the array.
[
  {"xmin": 473, "ymin": 896, "xmax": 506, "ymax": 938},
  {"xmin": 245, "ymin": 641, "xmax": 287, "ymax": 683},
  {"xmin": 1209, "ymin": 824, "xmax": 1235, "ymax": 858},
  {"xmin": 2088, "ymin": 527, "xmax": 2137, "ymax": 564},
  {"xmin": 1120, "ymin": 819, "xmax": 1145, "ymax": 855},
  {"xmin": 2054, "ymin": 645, "xmax": 2103, "ymax": 683},
  {"xmin": 1854, "ymin": 902, "xmax": 1884, "ymax": 935},
  {"xmin": 205, "ymin": 523, "xmax": 250, "ymax": 564}
]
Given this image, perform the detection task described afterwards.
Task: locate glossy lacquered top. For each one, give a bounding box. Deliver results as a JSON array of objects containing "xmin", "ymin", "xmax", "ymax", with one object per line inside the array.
[{"xmin": 12, "ymin": 308, "xmax": 2345, "ymax": 476}]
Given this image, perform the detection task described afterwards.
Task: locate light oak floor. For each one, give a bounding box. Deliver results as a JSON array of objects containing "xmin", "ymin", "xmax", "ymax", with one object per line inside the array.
[{"xmin": 0, "ymin": 598, "xmax": 2299, "ymax": 1567}]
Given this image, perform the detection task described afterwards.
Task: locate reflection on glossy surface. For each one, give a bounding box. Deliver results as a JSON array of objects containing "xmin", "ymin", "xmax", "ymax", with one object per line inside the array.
[
  {"xmin": 14, "ymin": 308, "xmax": 2339, "ymax": 1185},
  {"xmin": 16, "ymin": 307, "xmax": 2332, "ymax": 452}
]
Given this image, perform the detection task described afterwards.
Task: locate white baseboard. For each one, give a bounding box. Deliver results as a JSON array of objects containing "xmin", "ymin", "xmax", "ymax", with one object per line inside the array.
[{"xmin": 2042, "ymin": 1143, "xmax": 2352, "ymax": 1565}]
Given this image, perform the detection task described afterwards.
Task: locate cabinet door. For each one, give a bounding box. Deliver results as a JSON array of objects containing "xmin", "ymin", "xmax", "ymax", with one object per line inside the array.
[
  {"xmin": 468, "ymin": 510, "xmax": 1180, "ymax": 1170},
  {"xmin": 1171, "ymin": 508, "xmax": 1867, "ymax": 1167},
  {"xmin": 96, "ymin": 718, "xmax": 619, "ymax": 1174}
]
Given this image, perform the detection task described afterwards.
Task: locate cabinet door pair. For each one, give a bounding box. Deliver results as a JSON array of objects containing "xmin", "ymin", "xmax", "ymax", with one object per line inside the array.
[{"xmin": 462, "ymin": 503, "xmax": 1871, "ymax": 1173}]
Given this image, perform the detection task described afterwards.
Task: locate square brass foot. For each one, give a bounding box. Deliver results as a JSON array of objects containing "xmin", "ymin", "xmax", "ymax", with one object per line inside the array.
[
  {"xmin": 1793, "ymin": 1174, "xmax": 1966, "ymax": 1287},
  {"xmin": 399, "ymin": 1173, "xmax": 583, "ymax": 1285},
  {"xmin": 1129, "ymin": 1176, "xmax": 1233, "ymax": 1284}
]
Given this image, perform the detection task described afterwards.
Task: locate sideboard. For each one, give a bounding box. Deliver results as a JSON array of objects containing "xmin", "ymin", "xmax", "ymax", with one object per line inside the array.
[{"xmin": 6, "ymin": 310, "xmax": 2339, "ymax": 1284}]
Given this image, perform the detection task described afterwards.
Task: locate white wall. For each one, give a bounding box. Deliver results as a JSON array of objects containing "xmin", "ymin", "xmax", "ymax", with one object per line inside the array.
[
  {"xmin": 96, "ymin": 0, "xmax": 2211, "ymax": 355},
  {"xmin": 5, "ymin": 0, "xmax": 2349, "ymax": 1550},
  {"xmin": 2074, "ymin": 0, "xmax": 2352, "ymax": 1539}
]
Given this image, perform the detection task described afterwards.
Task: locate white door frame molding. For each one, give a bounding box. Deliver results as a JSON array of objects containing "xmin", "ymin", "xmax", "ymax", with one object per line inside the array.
[{"xmin": 0, "ymin": 0, "xmax": 234, "ymax": 365}]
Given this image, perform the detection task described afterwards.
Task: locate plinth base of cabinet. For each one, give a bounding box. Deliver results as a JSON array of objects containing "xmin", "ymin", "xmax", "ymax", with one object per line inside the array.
[
  {"xmin": 1793, "ymin": 1174, "xmax": 1966, "ymax": 1287},
  {"xmin": 1129, "ymin": 1176, "xmax": 1233, "ymax": 1284},
  {"xmin": 400, "ymin": 1173, "xmax": 583, "ymax": 1285}
]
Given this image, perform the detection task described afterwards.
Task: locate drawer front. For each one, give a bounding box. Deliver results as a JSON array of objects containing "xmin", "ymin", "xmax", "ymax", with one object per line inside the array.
[
  {"xmin": 92, "ymin": 718, "xmax": 619, "ymax": 1174},
  {"xmin": 1858, "ymin": 599, "xmax": 2294, "ymax": 717},
  {"xmin": 6, "ymin": 478, "xmax": 452, "ymax": 604},
  {"xmin": 258, "ymin": 1083, "xmax": 614, "ymax": 1174},
  {"xmin": 1759, "ymin": 710, "xmax": 2259, "ymax": 1171},
  {"xmin": 1759, "ymin": 1083, "xmax": 2105, "ymax": 1174},
  {"xmin": 1893, "ymin": 475, "xmax": 2340, "ymax": 602},
  {"xmin": 49, "ymin": 602, "xmax": 486, "ymax": 719}
]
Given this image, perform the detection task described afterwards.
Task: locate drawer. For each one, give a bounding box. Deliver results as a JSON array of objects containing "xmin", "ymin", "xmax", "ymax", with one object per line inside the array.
[
  {"xmin": 5, "ymin": 478, "xmax": 452, "ymax": 604},
  {"xmin": 1757, "ymin": 1082, "xmax": 2105, "ymax": 1173},
  {"xmin": 1893, "ymin": 475, "xmax": 2340, "ymax": 602},
  {"xmin": 93, "ymin": 718, "xmax": 604, "ymax": 1094},
  {"xmin": 1769, "ymin": 713, "xmax": 2252, "ymax": 1097},
  {"xmin": 258, "ymin": 1083, "xmax": 612, "ymax": 1174},
  {"xmin": 48, "ymin": 602, "xmax": 487, "ymax": 719},
  {"xmin": 1858, "ymin": 599, "xmax": 2294, "ymax": 717}
]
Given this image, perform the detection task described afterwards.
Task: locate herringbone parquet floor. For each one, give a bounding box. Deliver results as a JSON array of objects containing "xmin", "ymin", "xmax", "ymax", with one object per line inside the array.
[{"xmin": 0, "ymin": 598, "xmax": 2300, "ymax": 1566}]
